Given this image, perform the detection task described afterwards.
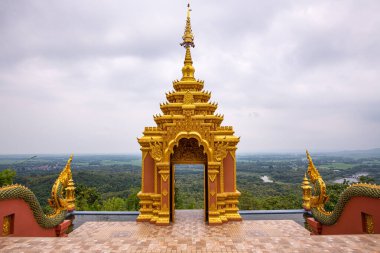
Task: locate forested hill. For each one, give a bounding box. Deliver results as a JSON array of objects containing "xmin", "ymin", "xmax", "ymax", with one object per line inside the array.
[{"xmin": 0, "ymin": 151, "xmax": 379, "ymax": 211}]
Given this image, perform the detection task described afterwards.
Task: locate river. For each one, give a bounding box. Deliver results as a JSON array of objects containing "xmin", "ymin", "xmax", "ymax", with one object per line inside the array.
[{"xmin": 333, "ymin": 172, "xmax": 369, "ymax": 184}]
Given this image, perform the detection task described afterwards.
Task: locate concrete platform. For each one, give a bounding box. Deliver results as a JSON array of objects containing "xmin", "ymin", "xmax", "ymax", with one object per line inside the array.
[{"xmin": 0, "ymin": 210, "xmax": 379, "ymax": 252}]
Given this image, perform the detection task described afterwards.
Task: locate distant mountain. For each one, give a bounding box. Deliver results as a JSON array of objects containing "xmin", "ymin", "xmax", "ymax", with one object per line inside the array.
[
  {"xmin": 2, "ymin": 148, "xmax": 380, "ymax": 160},
  {"xmin": 236, "ymin": 148, "xmax": 380, "ymax": 159},
  {"xmin": 321, "ymin": 148, "xmax": 380, "ymax": 158}
]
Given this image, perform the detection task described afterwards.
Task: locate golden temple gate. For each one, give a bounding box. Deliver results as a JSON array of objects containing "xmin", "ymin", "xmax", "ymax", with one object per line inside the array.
[{"xmin": 137, "ymin": 5, "xmax": 242, "ymax": 225}]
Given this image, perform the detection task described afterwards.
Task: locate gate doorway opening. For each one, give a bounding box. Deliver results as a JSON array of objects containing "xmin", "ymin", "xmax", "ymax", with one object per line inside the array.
[
  {"xmin": 169, "ymin": 138, "xmax": 208, "ymax": 223},
  {"xmin": 170, "ymin": 164, "xmax": 209, "ymax": 222}
]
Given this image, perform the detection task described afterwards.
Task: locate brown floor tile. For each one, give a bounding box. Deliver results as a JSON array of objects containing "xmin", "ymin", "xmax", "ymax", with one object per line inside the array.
[{"xmin": 1, "ymin": 210, "xmax": 379, "ymax": 252}]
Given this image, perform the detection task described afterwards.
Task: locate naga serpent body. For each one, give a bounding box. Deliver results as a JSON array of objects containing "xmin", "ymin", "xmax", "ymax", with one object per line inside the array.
[
  {"xmin": 302, "ymin": 151, "xmax": 380, "ymax": 226},
  {"xmin": 0, "ymin": 184, "xmax": 66, "ymax": 228},
  {"xmin": 311, "ymin": 183, "xmax": 380, "ymax": 225},
  {"xmin": 0, "ymin": 155, "xmax": 75, "ymax": 229}
]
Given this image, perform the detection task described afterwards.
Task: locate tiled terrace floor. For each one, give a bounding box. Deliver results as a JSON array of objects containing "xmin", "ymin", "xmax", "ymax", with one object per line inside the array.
[{"xmin": 1, "ymin": 210, "xmax": 379, "ymax": 252}]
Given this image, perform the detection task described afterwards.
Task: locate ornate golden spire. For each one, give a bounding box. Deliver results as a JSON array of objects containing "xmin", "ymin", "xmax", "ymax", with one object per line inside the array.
[
  {"xmin": 180, "ymin": 4, "xmax": 195, "ymax": 81},
  {"xmin": 180, "ymin": 3, "xmax": 194, "ymax": 48},
  {"xmin": 137, "ymin": 2, "xmax": 241, "ymax": 226}
]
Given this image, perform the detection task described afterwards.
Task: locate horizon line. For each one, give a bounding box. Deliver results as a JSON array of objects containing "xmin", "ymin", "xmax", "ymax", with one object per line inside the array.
[{"xmin": 0, "ymin": 147, "xmax": 379, "ymax": 156}]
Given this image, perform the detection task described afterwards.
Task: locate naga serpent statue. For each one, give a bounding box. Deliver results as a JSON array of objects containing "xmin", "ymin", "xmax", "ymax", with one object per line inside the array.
[
  {"xmin": 0, "ymin": 155, "xmax": 75, "ymax": 228},
  {"xmin": 302, "ymin": 150, "xmax": 380, "ymax": 225}
]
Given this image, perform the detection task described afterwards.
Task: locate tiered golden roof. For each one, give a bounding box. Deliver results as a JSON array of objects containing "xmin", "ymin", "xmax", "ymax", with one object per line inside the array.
[{"xmin": 139, "ymin": 4, "xmax": 237, "ymax": 148}]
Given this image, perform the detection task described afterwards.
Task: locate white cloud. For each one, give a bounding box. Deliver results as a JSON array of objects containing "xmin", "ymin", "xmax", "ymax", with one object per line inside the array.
[{"xmin": 0, "ymin": 0, "xmax": 380, "ymax": 154}]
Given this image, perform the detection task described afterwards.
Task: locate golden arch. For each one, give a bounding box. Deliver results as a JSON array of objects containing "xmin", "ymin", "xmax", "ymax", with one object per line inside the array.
[
  {"xmin": 137, "ymin": 127, "xmax": 242, "ymax": 225},
  {"xmin": 165, "ymin": 132, "xmax": 213, "ymax": 162}
]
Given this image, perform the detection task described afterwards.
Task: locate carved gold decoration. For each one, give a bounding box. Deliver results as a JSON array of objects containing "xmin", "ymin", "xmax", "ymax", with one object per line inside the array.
[
  {"xmin": 364, "ymin": 213, "xmax": 374, "ymax": 234},
  {"xmin": 161, "ymin": 174, "xmax": 169, "ymax": 182},
  {"xmin": 214, "ymin": 141, "xmax": 229, "ymax": 162},
  {"xmin": 2, "ymin": 215, "xmax": 12, "ymax": 236},
  {"xmin": 209, "ymin": 174, "xmax": 217, "ymax": 182},
  {"xmin": 150, "ymin": 141, "xmax": 163, "ymax": 162},
  {"xmin": 162, "ymin": 189, "xmax": 168, "ymax": 196},
  {"xmin": 210, "ymin": 191, "xmax": 216, "ymax": 196},
  {"xmin": 165, "ymin": 120, "xmax": 213, "ymax": 147},
  {"xmin": 170, "ymin": 138, "xmax": 207, "ymax": 163},
  {"xmin": 136, "ymin": 4, "xmax": 241, "ymax": 226},
  {"xmin": 208, "ymin": 169, "xmax": 219, "ymax": 183},
  {"xmin": 183, "ymin": 90, "xmax": 194, "ymax": 104}
]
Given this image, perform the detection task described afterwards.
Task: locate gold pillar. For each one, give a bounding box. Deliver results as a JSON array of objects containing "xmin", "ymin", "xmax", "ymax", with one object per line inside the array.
[
  {"xmin": 301, "ymin": 174, "xmax": 312, "ymax": 211},
  {"xmin": 157, "ymin": 163, "xmax": 170, "ymax": 225},
  {"xmin": 65, "ymin": 179, "xmax": 76, "ymax": 211},
  {"xmin": 207, "ymin": 163, "xmax": 223, "ymax": 225},
  {"xmin": 136, "ymin": 150, "xmax": 155, "ymax": 222}
]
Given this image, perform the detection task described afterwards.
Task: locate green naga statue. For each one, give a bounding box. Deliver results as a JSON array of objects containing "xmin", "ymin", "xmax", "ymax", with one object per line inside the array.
[
  {"xmin": 302, "ymin": 150, "xmax": 380, "ymax": 226},
  {"xmin": 0, "ymin": 155, "xmax": 75, "ymax": 228}
]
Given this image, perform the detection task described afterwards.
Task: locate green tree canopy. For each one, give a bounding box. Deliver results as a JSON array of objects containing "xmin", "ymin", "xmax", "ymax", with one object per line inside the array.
[
  {"xmin": 75, "ymin": 184, "xmax": 102, "ymax": 211},
  {"xmin": 0, "ymin": 169, "xmax": 16, "ymax": 187},
  {"xmin": 102, "ymin": 197, "xmax": 127, "ymax": 211},
  {"xmin": 358, "ymin": 175, "xmax": 375, "ymax": 184}
]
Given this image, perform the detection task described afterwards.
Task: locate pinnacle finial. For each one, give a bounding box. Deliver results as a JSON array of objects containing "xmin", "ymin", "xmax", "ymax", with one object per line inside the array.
[
  {"xmin": 180, "ymin": 4, "xmax": 196, "ymax": 81},
  {"xmin": 180, "ymin": 3, "xmax": 194, "ymax": 48}
]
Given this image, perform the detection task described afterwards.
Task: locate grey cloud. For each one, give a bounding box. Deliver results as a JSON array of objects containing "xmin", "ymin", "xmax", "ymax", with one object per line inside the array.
[{"xmin": 0, "ymin": 0, "xmax": 380, "ymax": 153}]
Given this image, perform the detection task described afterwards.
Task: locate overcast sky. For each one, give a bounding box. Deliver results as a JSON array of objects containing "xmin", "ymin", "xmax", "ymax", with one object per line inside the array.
[{"xmin": 1, "ymin": 0, "xmax": 380, "ymax": 154}]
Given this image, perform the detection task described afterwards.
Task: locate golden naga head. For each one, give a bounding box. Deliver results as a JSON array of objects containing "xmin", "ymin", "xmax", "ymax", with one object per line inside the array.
[
  {"xmin": 59, "ymin": 154, "xmax": 73, "ymax": 185},
  {"xmin": 303, "ymin": 150, "xmax": 329, "ymax": 210},
  {"xmin": 306, "ymin": 150, "xmax": 321, "ymax": 183},
  {"xmin": 49, "ymin": 155, "xmax": 75, "ymax": 212}
]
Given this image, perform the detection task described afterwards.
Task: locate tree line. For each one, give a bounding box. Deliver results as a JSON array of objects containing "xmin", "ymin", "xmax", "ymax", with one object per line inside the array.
[{"xmin": 0, "ymin": 159, "xmax": 377, "ymax": 212}]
